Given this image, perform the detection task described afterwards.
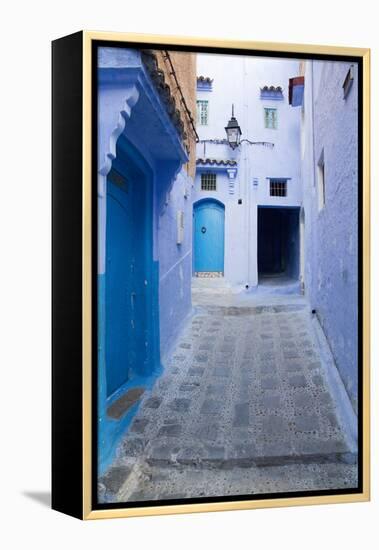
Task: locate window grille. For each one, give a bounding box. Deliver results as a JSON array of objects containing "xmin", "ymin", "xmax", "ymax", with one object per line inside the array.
[
  {"xmin": 264, "ymin": 107, "xmax": 278, "ymax": 129},
  {"xmin": 201, "ymin": 173, "xmax": 217, "ymax": 191},
  {"xmin": 197, "ymin": 100, "xmax": 209, "ymax": 125},
  {"xmin": 269, "ymin": 179, "xmax": 287, "ymax": 197}
]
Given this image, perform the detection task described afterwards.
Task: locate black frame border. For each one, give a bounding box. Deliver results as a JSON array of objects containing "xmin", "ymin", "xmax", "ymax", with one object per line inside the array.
[
  {"xmin": 52, "ymin": 31, "xmax": 84, "ymax": 519},
  {"xmin": 90, "ymin": 39, "xmax": 364, "ymax": 513}
]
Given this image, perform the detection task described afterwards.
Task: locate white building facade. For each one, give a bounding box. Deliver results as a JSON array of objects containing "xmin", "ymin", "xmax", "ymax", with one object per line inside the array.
[{"xmin": 193, "ymin": 54, "xmax": 302, "ymax": 289}]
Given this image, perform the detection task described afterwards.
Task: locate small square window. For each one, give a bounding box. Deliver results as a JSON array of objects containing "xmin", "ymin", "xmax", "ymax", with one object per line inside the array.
[
  {"xmin": 197, "ymin": 100, "xmax": 209, "ymax": 125},
  {"xmin": 201, "ymin": 173, "xmax": 217, "ymax": 191},
  {"xmin": 264, "ymin": 108, "xmax": 278, "ymax": 129},
  {"xmin": 269, "ymin": 179, "xmax": 287, "ymax": 197}
]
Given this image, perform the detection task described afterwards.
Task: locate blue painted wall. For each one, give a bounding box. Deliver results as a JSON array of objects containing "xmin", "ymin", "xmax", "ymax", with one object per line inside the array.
[
  {"xmin": 97, "ymin": 47, "xmax": 194, "ymax": 473},
  {"xmin": 157, "ymin": 169, "xmax": 194, "ymax": 360},
  {"xmin": 98, "ymin": 48, "xmax": 193, "ymax": 473},
  {"xmin": 194, "ymin": 199, "xmax": 225, "ymax": 272},
  {"xmin": 301, "ymin": 60, "xmax": 358, "ymax": 411}
]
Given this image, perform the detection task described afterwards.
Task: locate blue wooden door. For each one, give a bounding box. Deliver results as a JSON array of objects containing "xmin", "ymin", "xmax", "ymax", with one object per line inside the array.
[
  {"xmin": 105, "ymin": 153, "xmax": 153, "ymax": 397},
  {"xmin": 194, "ymin": 200, "xmax": 225, "ymax": 273}
]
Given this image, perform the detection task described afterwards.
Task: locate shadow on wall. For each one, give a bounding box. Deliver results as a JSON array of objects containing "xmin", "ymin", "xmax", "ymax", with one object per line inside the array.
[{"xmin": 22, "ymin": 491, "xmax": 51, "ymax": 508}]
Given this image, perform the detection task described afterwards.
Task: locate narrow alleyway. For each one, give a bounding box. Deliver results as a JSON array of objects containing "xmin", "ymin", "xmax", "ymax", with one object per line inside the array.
[{"xmin": 99, "ymin": 280, "xmax": 358, "ymax": 503}]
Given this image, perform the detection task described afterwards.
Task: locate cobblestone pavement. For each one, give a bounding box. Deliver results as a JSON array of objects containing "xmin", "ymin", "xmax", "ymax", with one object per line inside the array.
[{"xmin": 99, "ymin": 280, "xmax": 358, "ymax": 503}]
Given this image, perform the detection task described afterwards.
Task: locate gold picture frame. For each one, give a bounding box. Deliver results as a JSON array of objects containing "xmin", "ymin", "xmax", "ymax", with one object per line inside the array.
[{"xmin": 52, "ymin": 31, "xmax": 370, "ymax": 520}]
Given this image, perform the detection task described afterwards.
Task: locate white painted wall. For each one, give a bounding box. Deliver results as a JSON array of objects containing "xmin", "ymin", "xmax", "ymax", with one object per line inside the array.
[
  {"xmin": 301, "ymin": 59, "xmax": 359, "ymax": 409},
  {"xmin": 194, "ymin": 54, "xmax": 302, "ymax": 287}
]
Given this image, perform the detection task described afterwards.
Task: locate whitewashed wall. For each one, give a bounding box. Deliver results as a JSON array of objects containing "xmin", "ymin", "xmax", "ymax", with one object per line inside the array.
[{"xmin": 195, "ymin": 54, "xmax": 302, "ymax": 287}]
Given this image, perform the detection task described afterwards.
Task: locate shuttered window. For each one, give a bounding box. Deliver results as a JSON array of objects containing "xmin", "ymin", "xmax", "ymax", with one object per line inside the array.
[
  {"xmin": 197, "ymin": 100, "xmax": 209, "ymax": 125},
  {"xmin": 264, "ymin": 107, "xmax": 278, "ymax": 129}
]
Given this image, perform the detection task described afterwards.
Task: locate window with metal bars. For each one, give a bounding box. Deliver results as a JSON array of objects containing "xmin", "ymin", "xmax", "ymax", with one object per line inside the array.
[
  {"xmin": 201, "ymin": 173, "xmax": 217, "ymax": 191},
  {"xmin": 269, "ymin": 179, "xmax": 287, "ymax": 197},
  {"xmin": 197, "ymin": 100, "xmax": 209, "ymax": 125}
]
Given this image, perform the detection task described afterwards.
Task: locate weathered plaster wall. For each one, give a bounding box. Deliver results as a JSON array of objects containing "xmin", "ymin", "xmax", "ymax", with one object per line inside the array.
[
  {"xmin": 301, "ymin": 60, "xmax": 358, "ymax": 410},
  {"xmin": 153, "ymin": 51, "xmax": 197, "ymax": 356},
  {"xmin": 194, "ymin": 54, "xmax": 301, "ymax": 287},
  {"xmin": 154, "ymin": 50, "xmax": 197, "ymax": 178},
  {"xmin": 150, "ymin": 51, "xmax": 197, "ymax": 357}
]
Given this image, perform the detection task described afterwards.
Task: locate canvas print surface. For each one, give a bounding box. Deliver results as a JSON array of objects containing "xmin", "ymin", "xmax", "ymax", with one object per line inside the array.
[{"xmin": 96, "ymin": 45, "xmax": 359, "ymax": 506}]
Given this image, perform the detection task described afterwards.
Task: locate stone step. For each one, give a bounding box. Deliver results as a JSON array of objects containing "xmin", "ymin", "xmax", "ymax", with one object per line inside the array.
[
  {"xmin": 141, "ymin": 438, "xmax": 357, "ymax": 469},
  {"xmin": 200, "ymin": 303, "xmax": 307, "ymax": 316},
  {"xmin": 100, "ymin": 444, "xmax": 357, "ymax": 502}
]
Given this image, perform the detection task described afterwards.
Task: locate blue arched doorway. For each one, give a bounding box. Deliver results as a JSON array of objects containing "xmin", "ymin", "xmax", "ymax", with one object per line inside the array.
[
  {"xmin": 105, "ymin": 137, "xmax": 157, "ymax": 397},
  {"xmin": 193, "ymin": 199, "xmax": 225, "ymax": 275}
]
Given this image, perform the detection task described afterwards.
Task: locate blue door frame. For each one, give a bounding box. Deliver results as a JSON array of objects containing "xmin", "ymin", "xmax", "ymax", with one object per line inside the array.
[
  {"xmin": 105, "ymin": 137, "xmax": 158, "ymax": 398},
  {"xmin": 193, "ymin": 199, "xmax": 225, "ymax": 273},
  {"xmin": 98, "ymin": 138, "xmax": 161, "ymax": 474}
]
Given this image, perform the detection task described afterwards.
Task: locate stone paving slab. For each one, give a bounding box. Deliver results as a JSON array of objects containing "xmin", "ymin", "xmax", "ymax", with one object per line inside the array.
[
  {"xmin": 99, "ymin": 291, "xmax": 358, "ymax": 503},
  {"xmin": 107, "ymin": 387, "xmax": 145, "ymax": 419},
  {"xmin": 115, "ymin": 461, "xmax": 358, "ymax": 503}
]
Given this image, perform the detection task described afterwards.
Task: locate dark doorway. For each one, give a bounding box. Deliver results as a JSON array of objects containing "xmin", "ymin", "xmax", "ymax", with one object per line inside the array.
[{"xmin": 257, "ymin": 207, "xmax": 300, "ymax": 282}]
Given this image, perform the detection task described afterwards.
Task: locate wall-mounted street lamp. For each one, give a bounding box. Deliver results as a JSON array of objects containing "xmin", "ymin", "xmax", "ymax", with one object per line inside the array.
[
  {"xmin": 225, "ymin": 105, "xmax": 242, "ymax": 149},
  {"xmin": 200, "ymin": 105, "xmax": 274, "ymax": 151}
]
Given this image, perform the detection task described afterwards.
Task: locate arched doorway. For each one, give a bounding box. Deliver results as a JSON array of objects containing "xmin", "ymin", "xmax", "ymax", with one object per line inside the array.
[
  {"xmin": 193, "ymin": 199, "xmax": 225, "ymax": 275},
  {"xmin": 105, "ymin": 137, "xmax": 155, "ymax": 397}
]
